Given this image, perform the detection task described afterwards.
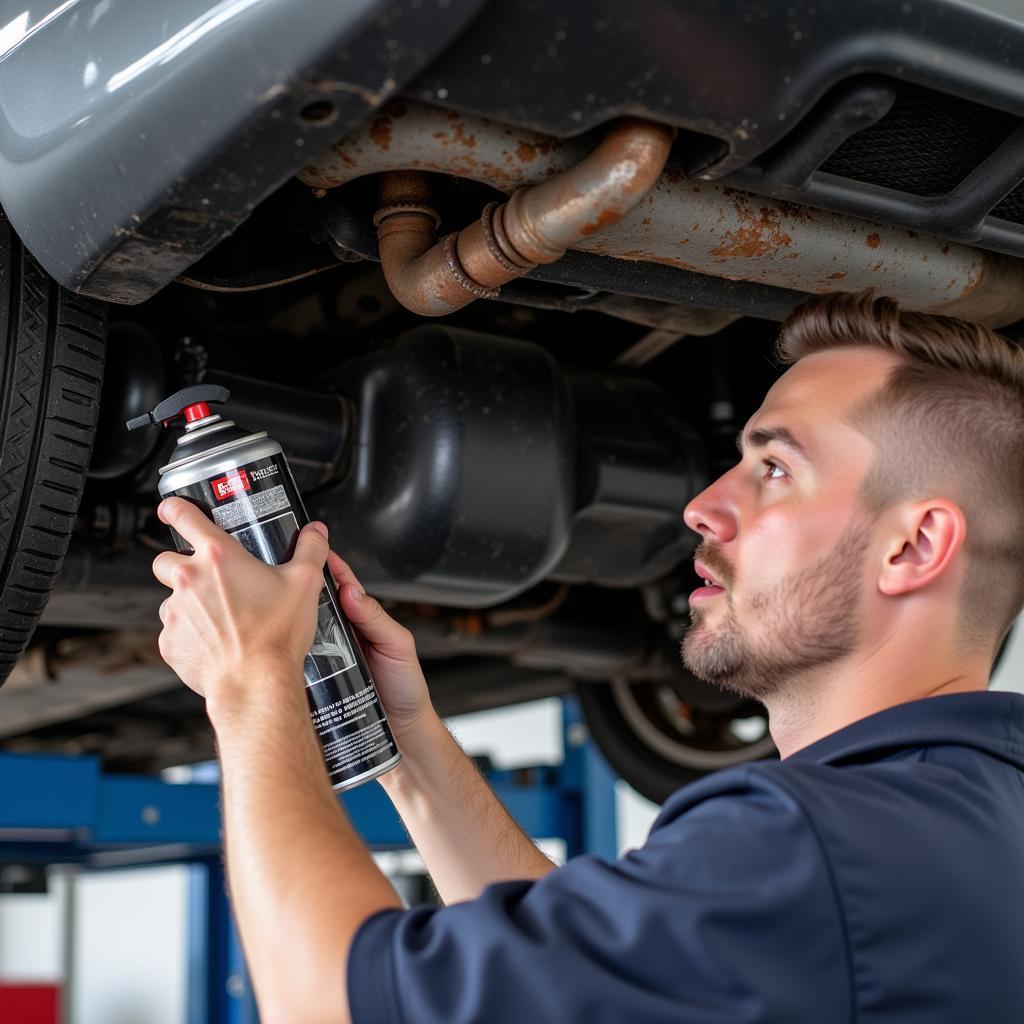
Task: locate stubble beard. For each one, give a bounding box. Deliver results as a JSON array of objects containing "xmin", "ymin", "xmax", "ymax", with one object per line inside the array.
[{"xmin": 681, "ymin": 518, "xmax": 871, "ymax": 703}]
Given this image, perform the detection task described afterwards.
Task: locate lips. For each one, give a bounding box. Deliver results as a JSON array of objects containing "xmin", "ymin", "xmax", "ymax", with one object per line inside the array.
[
  {"xmin": 690, "ymin": 558, "xmax": 727, "ymax": 605},
  {"xmin": 694, "ymin": 560, "xmax": 725, "ymax": 590}
]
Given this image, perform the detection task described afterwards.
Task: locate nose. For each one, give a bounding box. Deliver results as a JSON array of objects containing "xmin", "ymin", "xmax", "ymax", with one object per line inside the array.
[{"xmin": 683, "ymin": 470, "xmax": 739, "ymax": 543}]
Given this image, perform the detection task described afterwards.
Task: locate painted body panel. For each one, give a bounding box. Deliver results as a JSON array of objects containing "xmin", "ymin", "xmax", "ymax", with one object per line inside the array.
[{"xmin": 0, "ymin": 0, "xmax": 482, "ymax": 300}]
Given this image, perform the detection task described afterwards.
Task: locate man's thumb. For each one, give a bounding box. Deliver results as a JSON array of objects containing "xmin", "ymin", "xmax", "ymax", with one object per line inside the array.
[{"xmin": 292, "ymin": 521, "xmax": 330, "ymax": 570}]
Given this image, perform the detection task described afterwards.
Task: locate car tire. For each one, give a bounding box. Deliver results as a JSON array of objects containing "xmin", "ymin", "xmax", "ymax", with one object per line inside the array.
[
  {"xmin": 0, "ymin": 211, "xmax": 106, "ymax": 685},
  {"xmin": 577, "ymin": 678, "xmax": 777, "ymax": 804}
]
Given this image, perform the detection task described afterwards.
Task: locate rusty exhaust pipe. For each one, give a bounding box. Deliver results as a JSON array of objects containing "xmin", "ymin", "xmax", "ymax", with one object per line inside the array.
[
  {"xmin": 371, "ymin": 119, "xmax": 675, "ymax": 316},
  {"xmin": 303, "ymin": 102, "xmax": 1024, "ymax": 327}
]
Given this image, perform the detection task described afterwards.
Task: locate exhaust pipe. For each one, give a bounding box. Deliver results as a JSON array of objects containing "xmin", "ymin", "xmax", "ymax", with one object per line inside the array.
[
  {"xmin": 369, "ymin": 118, "xmax": 674, "ymax": 316},
  {"xmin": 302, "ymin": 101, "xmax": 1024, "ymax": 327}
]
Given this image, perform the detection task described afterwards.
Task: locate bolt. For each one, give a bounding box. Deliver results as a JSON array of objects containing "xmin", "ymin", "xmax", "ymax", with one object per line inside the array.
[{"xmin": 141, "ymin": 805, "xmax": 160, "ymax": 825}]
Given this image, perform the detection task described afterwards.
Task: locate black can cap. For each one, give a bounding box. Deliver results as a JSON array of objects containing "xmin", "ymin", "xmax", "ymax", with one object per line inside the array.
[{"xmin": 126, "ymin": 384, "xmax": 231, "ymax": 431}]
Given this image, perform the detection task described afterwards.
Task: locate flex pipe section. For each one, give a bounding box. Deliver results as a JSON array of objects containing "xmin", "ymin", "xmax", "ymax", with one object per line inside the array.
[{"xmin": 301, "ymin": 101, "xmax": 1024, "ymax": 327}]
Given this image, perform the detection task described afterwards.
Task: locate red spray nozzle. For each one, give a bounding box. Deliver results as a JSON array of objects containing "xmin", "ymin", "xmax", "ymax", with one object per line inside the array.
[{"xmin": 125, "ymin": 385, "xmax": 231, "ymax": 431}]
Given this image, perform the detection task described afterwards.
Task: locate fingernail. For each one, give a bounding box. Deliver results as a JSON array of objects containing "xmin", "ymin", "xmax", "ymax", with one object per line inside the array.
[
  {"xmin": 352, "ymin": 586, "xmax": 364, "ymax": 600},
  {"xmin": 309, "ymin": 521, "xmax": 328, "ymax": 539},
  {"xmin": 157, "ymin": 499, "xmax": 172, "ymax": 522}
]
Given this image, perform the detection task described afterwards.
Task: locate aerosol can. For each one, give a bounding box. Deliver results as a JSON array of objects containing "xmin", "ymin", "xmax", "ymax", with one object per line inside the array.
[{"xmin": 127, "ymin": 384, "xmax": 401, "ymax": 790}]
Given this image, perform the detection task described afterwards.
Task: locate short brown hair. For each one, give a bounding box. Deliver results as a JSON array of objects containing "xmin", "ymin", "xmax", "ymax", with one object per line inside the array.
[{"xmin": 775, "ymin": 290, "xmax": 1024, "ymax": 659}]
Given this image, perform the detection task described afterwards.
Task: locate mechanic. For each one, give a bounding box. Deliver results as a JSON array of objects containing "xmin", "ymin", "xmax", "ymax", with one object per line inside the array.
[{"xmin": 152, "ymin": 289, "xmax": 1024, "ymax": 1024}]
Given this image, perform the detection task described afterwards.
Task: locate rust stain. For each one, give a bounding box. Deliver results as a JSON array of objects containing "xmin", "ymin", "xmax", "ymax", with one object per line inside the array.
[
  {"xmin": 579, "ymin": 208, "xmax": 621, "ymax": 236},
  {"xmin": 451, "ymin": 122, "xmax": 476, "ymax": 148},
  {"xmin": 641, "ymin": 216, "xmax": 652, "ymax": 226},
  {"xmin": 614, "ymin": 250, "xmax": 703, "ymax": 273},
  {"xmin": 957, "ymin": 266, "xmax": 983, "ymax": 299},
  {"xmin": 866, "ymin": 232, "xmax": 881, "ymax": 249},
  {"xmin": 827, "ymin": 271, "xmax": 846, "ymax": 280},
  {"xmin": 941, "ymin": 245, "xmax": 950, "ymax": 255},
  {"xmin": 516, "ymin": 142, "xmax": 537, "ymax": 162},
  {"xmin": 708, "ymin": 203, "xmax": 794, "ymax": 259},
  {"xmin": 480, "ymin": 160, "xmax": 518, "ymax": 184},
  {"xmin": 369, "ymin": 112, "xmax": 392, "ymax": 151},
  {"xmin": 872, "ymin": 260, "xmax": 884, "ymax": 271},
  {"xmin": 775, "ymin": 199, "xmax": 813, "ymax": 221}
]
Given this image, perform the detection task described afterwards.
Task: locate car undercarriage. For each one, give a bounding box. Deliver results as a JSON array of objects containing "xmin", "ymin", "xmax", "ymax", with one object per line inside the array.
[{"xmin": 1, "ymin": 0, "xmax": 1023, "ymax": 801}]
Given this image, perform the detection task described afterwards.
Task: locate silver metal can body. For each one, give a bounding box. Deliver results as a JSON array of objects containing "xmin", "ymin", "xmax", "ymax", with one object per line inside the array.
[{"xmin": 158, "ymin": 420, "xmax": 401, "ymax": 791}]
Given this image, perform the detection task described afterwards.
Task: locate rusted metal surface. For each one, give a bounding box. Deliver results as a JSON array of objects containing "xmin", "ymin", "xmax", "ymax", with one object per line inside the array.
[
  {"xmin": 303, "ymin": 101, "xmax": 1024, "ymax": 327},
  {"xmin": 495, "ymin": 117, "xmax": 674, "ymax": 265},
  {"xmin": 0, "ymin": 632, "xmax": 176, "ymax": 739},
  {"xmin": 368, "ymin": 109, "xmax": 674, "ymax": 316},
  {"xmin": 577, "ymin": 176, "xmax": 1024, "ymax": 326},
  {"xmin": 373, "ymin": 171, "xmax": 489, "ymax": 316},
  {"xmin": 300, "ymin": 101, "xmax": 586, "ymax": 192}
]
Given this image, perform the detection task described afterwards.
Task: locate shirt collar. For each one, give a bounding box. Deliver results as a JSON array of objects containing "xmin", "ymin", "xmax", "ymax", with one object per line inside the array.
[{"xmin": 786, "ymin": 691, "xmax": 1024, "ymax": 769}]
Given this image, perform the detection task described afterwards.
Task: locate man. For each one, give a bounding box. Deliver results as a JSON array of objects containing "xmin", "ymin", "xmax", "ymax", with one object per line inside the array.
[{"xmin": 153, "ymin": 290, "xmax": 1024, "ymax": 1023}]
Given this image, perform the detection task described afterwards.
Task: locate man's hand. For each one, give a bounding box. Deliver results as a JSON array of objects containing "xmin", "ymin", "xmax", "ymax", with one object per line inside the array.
[
  {"xmin": 151, "ymin": 500, "xmax": 403, "ymax": 1024},
  {"xmin": 324, "ymin": 551, "xmax": 435, "ymax": 742},
  {"xmin": 151, "ymin": 497, "xmax": 329, "ymax": 713},
  {"xmin": 322, "ymin": 547, "xmax": 559, "ymax": 906}
]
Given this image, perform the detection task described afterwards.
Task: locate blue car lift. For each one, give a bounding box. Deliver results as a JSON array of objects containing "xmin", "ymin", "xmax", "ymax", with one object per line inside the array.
[{"xmin": 0, "ymin": 698, "xmax": 618, "ymax": 1023}]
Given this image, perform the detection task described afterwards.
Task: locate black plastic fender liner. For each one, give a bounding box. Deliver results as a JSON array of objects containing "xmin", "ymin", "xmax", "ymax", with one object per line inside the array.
[{"xmin": 0, "ymin": 212, "xmax": 106, "ymax": 686}]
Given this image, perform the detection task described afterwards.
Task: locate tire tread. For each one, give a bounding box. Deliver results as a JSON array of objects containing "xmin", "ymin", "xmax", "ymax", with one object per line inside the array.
[{"xmin": 0, "ymin": 212, "xmax": 105, "ymax": 682}]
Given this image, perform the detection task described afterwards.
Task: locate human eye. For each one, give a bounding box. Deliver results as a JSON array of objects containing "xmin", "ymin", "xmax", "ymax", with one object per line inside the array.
[{"xmin": 761, "ymin": 458, "xmax": 788, "ymax": 481}]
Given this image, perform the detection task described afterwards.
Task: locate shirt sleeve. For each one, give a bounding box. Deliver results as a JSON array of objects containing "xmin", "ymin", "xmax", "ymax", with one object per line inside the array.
[{"xmin": 347, "ymin": 767, "xmax": 851, "ymax": 1024}]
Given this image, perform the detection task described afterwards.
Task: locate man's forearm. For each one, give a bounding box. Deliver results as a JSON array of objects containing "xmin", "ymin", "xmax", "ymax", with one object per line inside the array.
[
  {"xmin": 210, "ymin": 672, "xmax": 401, "ymax": 1024},
  {"xmin": 381, "ymin": 711, "xmax": 557, "ymax": 904}
]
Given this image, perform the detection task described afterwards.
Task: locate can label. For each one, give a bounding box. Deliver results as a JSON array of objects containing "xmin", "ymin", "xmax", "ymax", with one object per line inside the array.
[{"xmin": 165, "ymin": 451, "xmax": 400, "ymax": 789}]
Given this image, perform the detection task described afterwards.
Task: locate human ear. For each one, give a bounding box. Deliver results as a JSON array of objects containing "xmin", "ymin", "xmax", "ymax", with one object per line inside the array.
[{"xmin": 878, "ymin": 501, "xmax": 966, "ymax": 597}]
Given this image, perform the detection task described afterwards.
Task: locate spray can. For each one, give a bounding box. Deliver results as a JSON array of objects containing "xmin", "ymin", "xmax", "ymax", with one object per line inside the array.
[{"xmin": 127, "ymin": 384, "xmax": 401, "ymax": 790}]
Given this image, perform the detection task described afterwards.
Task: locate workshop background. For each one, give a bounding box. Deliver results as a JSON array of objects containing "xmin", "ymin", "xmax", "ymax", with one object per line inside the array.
[
  {"xmin": 0, "ymin": 692, "xmax": 660, "ymax": 1024},
  {"xmin": 2, "ymin": 0, "xmax": 1024, "ymax": 1019},
  {"xmin": 3, "ymin": 616, "xmax": 1023, "ymax": 1024}
]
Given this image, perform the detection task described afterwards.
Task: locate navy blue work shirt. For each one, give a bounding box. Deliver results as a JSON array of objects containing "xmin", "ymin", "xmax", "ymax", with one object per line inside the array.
[{"xmin": 349, "ymin": 692, "xmax": 1024, "ymax": 1023}]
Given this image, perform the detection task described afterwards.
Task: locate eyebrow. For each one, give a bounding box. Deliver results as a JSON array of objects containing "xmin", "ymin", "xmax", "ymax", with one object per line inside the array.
[{"xmin": 735, "ymin": 426, "xmax": 811, "ymax": 462}]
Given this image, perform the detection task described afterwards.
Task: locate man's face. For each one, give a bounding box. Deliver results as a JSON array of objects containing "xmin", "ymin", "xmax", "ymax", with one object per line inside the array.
[{"xmin": 681, "ymin": 347, "xmax": 898, "ymax": 701}]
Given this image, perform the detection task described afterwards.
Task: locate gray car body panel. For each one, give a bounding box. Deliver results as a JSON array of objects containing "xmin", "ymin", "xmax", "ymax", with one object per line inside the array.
[{"xmin": 0, "ymin": 0, "xmax": 483, "ymax": 302}]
